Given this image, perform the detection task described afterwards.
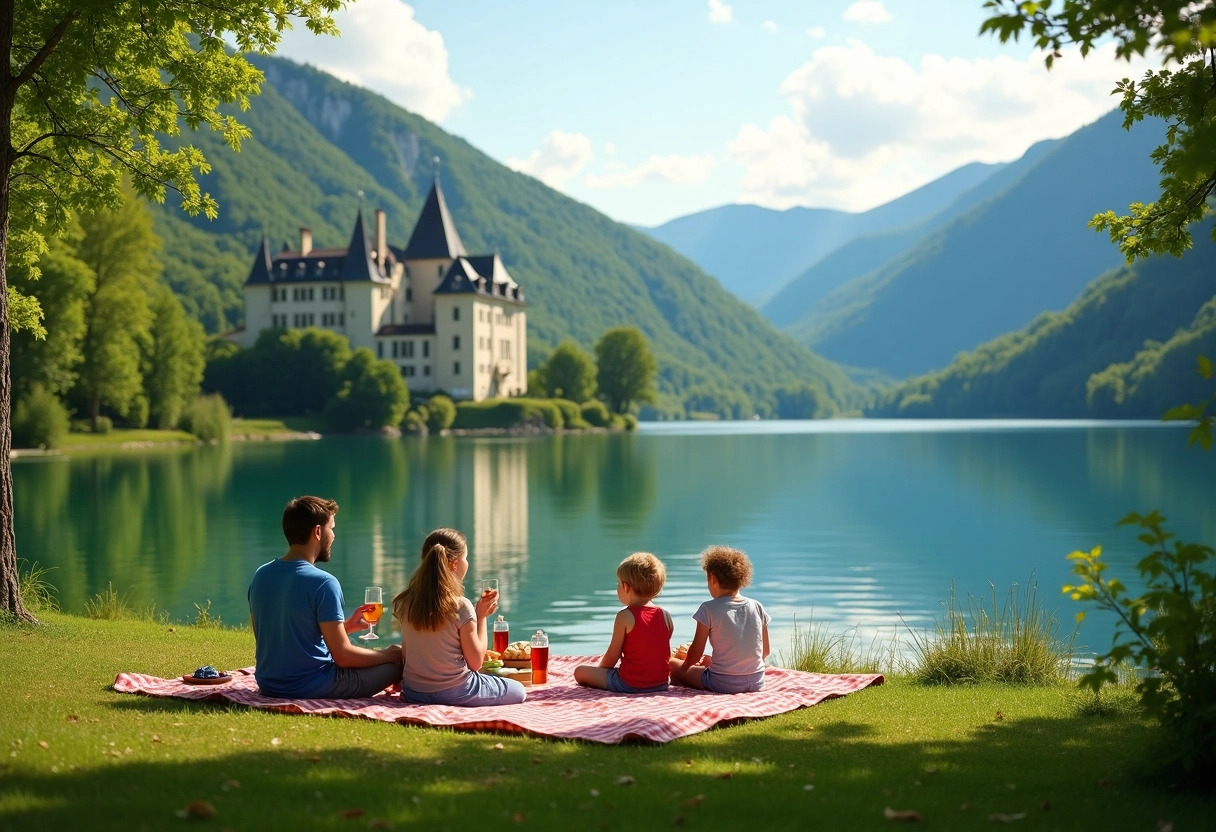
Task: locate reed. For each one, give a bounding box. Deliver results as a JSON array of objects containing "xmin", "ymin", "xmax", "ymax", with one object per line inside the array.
[
  {"xmin": 905, "ymin": 577, "xmax": 1077, "ymax": 685},
  {"xmin": 781, "ymin": 613, "xmax": 902, "ymax": 675},
  {"xmin": 17, "ymin": 560, "xmax": 59, "ymax": 613}
]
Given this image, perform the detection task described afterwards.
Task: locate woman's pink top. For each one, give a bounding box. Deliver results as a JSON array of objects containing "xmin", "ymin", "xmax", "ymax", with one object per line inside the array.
[{"xmin": 618, "ymin": 605, "xmax": 672, "ymax": 689}]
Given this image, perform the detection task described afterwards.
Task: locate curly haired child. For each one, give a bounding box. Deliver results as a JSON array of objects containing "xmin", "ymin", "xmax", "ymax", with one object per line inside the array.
[{"xmin": 670, "ymin": 545, "xmax": 770, "ymax": 693}]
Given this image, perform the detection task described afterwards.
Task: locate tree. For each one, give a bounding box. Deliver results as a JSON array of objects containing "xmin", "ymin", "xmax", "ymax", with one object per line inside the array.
[
  {"xmin": 142, "ymin": 286, "xmax": 205, "ymax": 429},
  {"xmin": 981, "ymin": 1, "xmax": 1215, "ymax": 259},
  {"xmin": 0, "ymin": 1, "xmax": 341, "ymax": 621},
  {"xmin": 774, "ymin": 382, "xmax": 837, "ymax": 420},
  {"xmin": 595, "ymin": 327, "xmax": 657, "ymax": 414},
  {"xmin": 538, "ymin": 340, "xmax": 597, "ymax": 403},
  {"xmin": 324, "ymin": 348, "xmax": 408, "ymax": 431},
  {"xmin": 71, "ymin": 189, "xmax": 158, "ymax": 430}
]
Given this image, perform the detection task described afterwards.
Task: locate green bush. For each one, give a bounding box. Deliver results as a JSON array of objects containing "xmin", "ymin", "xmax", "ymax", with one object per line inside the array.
[
  {"xmin": 425, "ymin": 395, "xmax": 456, "ymax": 431},
  {"xmin": 906, "ymin": 578, "xmax": 1075, "ymax": 686},
  {"xmin": 180, "ymin": 394, "xmax": 232, "ymax": 443},
  {"xmin": 12, "ymin": 386, "xmax": 69, "ymax": 449},
  {"xmin": 94, "ymin": 415, "xmax": 113, "ymax": 435},
  {"xmin": 1065, "ymin": 511, "xmax": 1216, "ymax": 778},
  {"xmin": 580, "ymin": 400, "xmax": 611, "ymax": 427},
  {"xmin": 622, "ymin": 413, "xmax": 638, "ymax": 431},
  {"xmin": 553, "ymin": 398, "xmax": 589, "ymax": 430},
  {"xmin": 453, "ymin": 398, "xmax": 563, "ymax": 430},
  {"xmin": 401, "ymin": 408, "xmax": 427, "ymax": 434}
]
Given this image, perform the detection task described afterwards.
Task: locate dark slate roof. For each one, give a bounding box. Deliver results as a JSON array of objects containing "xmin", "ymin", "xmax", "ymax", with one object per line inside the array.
[
  {"xmin": 376, "ymin": 323, "xmax": 437, "ymax": 337},
  {"xmin": 244, "ymin": 214, "xmax": 392, "ymax": 286},
  {"xmin": 434, "ymin": 258, "xmax": 527, "ymax": 306},
  {"xmin": 245, "ymin": 237, "xmax": 274, "ymax": 285},
  {"xmin": 403, "ymin": 182, "xmax": 466, "ymax": 259}
]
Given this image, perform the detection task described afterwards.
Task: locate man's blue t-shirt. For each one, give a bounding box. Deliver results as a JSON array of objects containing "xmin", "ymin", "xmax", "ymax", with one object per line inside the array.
[{"xmin": 247, "ymin": 559, "xmax": 345, "ymax": 697}]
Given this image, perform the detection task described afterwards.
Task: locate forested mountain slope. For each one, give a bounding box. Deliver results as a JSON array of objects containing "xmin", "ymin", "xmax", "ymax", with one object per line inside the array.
[
  {"xmin": 152, "ymin": 56, "xmax": 861, "ymax": 416},
  {"xmin": 869, "ymin": 232, "xmax": 1216, "ymax": 418}
]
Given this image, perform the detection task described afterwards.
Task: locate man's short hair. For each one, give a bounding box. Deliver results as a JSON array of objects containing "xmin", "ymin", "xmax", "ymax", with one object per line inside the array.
[
  {"xmin": 282, "ymin": 496, "xmax": 339, "ymax": 545},
  {"xmin": 701, "ymin": 545, "xmax": 753, "ymax": 592},
  {"xmin": 616, "ymin": 552, "xmax": 666, "ymax": 599}
]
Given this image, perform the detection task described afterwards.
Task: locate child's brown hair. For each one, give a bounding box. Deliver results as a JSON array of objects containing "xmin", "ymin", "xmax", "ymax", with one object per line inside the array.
[
  {"xmin": 700, "ymin": 545, "xmax": 753, "ymax": 592},
  {"xmin": 616, "ymin": 552, "xmax": 666, "ymax": 599},
  {"xmin": 393, "ymin": 528, "xmax": 468, "ymax": 631}
]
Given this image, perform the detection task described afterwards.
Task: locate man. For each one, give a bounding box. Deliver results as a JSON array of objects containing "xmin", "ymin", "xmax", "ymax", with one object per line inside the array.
[{"xmin": 248, "ymin": 496, "xmax": 401, "ymax": 698}]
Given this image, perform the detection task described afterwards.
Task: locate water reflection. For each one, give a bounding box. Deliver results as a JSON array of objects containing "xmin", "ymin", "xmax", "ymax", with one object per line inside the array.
[{"xmin": 12, "ymin": 423, "xmax": 1215, "ymax": 656}]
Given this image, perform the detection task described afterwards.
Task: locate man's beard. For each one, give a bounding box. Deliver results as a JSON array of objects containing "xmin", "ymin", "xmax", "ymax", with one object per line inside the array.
[{"xmin": 317, "ymin": 536, "xmax": 333, "ymax": 563}]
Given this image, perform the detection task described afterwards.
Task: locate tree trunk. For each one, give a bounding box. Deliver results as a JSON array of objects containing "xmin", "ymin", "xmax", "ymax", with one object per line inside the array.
[{"xmin": 0, "ymin": 0, "xmax": 35, "ymax": 622}]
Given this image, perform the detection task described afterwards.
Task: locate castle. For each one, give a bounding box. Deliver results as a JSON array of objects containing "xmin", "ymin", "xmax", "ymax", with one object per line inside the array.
[{"xmin": 230, "ymin": 179, "xmax": 528, "ymax": 401}]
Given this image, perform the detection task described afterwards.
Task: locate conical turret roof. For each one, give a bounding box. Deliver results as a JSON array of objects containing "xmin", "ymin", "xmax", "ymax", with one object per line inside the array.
[
  {"xmin": 244, "ymin": 236, "xmax": 274, "ymax": 285},
  {"xmin": 403, "ymin": 181, "xmax": 466, "ymax": 259}
]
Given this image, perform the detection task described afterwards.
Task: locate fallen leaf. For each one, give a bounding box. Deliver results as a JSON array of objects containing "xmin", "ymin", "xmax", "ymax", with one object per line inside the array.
[
  {"xmin": 803, "ymin": 784, "xmax": 815, "ymax": 792},
  {"xmin": 672, "ymin": 815, "xmax": 686, "ymax": 826},
  {"xmin": 221, "ymin": 780, "xmax": 240, "ymax": 791},
  {"xmin": 883, "ymin": 807, "xmax": 922, "ymax": 822},
  {"xmin": 617, "ymin": 776, "xmax": 636, "ymax": 786},
  {"xmin": 924, "ymin": 767, "xmax": 939, "ymax": 776},
  {"xmin": 1097, "ymin": 778, "xmax": 1112, "ymax": 788},
  {"xmin": 308, "ymin": 755, "xmax": 321, "ymax": 763},
  {"xmin": 1039, "ymin": 802, "xmax": 1051, "ymax": 811},
  {"xmin": 988, "ymin": 812, "xmax": 1027, "ymax": 823},
  {"xmin": 590, "ymin": 789, "xmax": 599, "ymax": 797},
  {"xmin": 994, "ymin": 711, "xmax": 1004, "ymax": 721},
  {"xmin": 512, "ymin": 813, "xmax": 525, "ymax": 823},
  {"xmin": 151, "ymin": 735, "xmax": 161, "ymax": 743},
  {"xmin": 715, "ymin": 772, "xmax": 733, "ymax": 780},
  {"xmin": 750, "ymin": 756, "xmax": 764, "ymax": 764},
  {"xmin": 368, "ymin": 820, "xmax": 394, "ymax": 831},
  {"xmin": 683, "ymin": 759, "xmax": 693, "ymax": 766},
  {"xmin": 960, "ymin": 804, "xmax": 971, "ymax": 811},
  {"xmin": 560, "ymin": 769, "xmax": 579, "ymax": 779},
  {"xmin": 65, "ymin": 715, "xmax": 78, "ymax": 724},
  {"xmin": 270, "ymin": 737, "xmax": 282, "ymax": 746},
  {"xmin": 482, "ymin": 777, "xmax": 500, "ymax": 787},
  {"xmin": 680, "ymin": 794, "xmax": 705, "ymax": 808},
  {"xmin": 491, "ymin": 742, "xmax": 504, "ymax": 750},
  {"xmin": 529, "ymin": 755, "xmax": 542, "ymax": 764},
  {"xmin": 1157, "ymin": 822, "xmax": 1174, "ymax": 832},
  {"xmin": 187, "ymin": 801, "xmax": 216, "ymax": 819},
  {"xmin": 338, "ymin": 808, "xmax": 365, "ymax": 819},
  {"xmin": 37, "ymin": 741, "xmax": 48, "ymax": 749}
]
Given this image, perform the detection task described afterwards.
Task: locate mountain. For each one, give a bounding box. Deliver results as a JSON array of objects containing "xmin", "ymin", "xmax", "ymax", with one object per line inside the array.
[
  {"xmin": 869, "ymin": 229, "xmax": 1216, "ymax": 418},
  {"xmin": 788, "ymin": 110, "xmax": 1166, "ymax": 378},
  {"xmin": 639, "ymin": 161, "xmax": 1001, "ymax": 306},
  {"xmin": 151, "ymin": 56, "xmax": 862, "ymax": 418},
  {"xmin": 761, "ymin": 138, "xmax": 1063, "ymax": 329}
]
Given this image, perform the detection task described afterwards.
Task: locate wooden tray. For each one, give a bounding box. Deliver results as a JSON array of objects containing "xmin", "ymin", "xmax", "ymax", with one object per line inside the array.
[
  {"xmin": 492, "ymin": 667, "xmax": 532, "ymax": 686},
  {"xmin": 501, "ymin": 658, "xmax": 532, "ymax": 669},
  {"xmin": 181, "ymin": 673, "xmax": 232, "ymax": 685}
]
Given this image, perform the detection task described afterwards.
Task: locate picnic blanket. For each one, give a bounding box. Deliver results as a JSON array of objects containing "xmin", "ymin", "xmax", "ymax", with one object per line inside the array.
[{"xmin": 113, "ymin": 656, "xmax": 884, "ymax": 744}]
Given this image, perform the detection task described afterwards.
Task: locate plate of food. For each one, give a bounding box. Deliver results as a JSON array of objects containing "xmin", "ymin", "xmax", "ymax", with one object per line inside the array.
[
  {"xmin": 500, "ymin": 641, "xmax": 532, "ymax": 668},
  {"xmin": 181, "ymin": 666, "xmax": 232, "ymax": 685}
]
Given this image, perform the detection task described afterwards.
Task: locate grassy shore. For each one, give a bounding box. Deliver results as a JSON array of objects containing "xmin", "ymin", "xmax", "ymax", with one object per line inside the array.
[{"xmin": 1, "ymin": 613, "xmax": 1210, "ymax": 830}]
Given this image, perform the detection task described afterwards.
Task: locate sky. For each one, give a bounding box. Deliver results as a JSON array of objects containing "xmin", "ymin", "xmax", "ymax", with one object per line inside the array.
[{"xmin": 275, "ymin": 0, "xmax": 1157, "ymax": 227}]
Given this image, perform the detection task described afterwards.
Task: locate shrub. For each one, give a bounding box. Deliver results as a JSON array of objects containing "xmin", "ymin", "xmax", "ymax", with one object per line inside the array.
[
  {"xmin": 580, "ymin": 399, "xmax": 611, "ymax": 427},
  {"xmin": 906, "ymin": 578, "xmax": 1075, "ymax": 685},
  {"xmin": 401, "ymin": 408, "xmax": 427, "ymax": 434},
  {"xmin": 1065, "ymin": 511, "xmax": 1216, "ymax": 778},
  {"xmin": 553, "ymin": 398, "xmax": 589, "ymax": 430},
  {"xmin": 84, "ymin": 583, "xmax": 135, "ymax": 620},
  {"xmin": 781, "ymin": 614, "xmax": 901, "ymax": 675},
  {"xmin": 453, "ymin": 398, "xmax": 563, "ymax": 430},
  {"xmin": 426, "ymin": 395, "xmax": 457, "ymax": 431},
  {"xmin": 93, "ymin": 415, "xmax": 113, "ymax": 434},
  {"xmin": 622, "ymin": 413, "xmax": 638, "ymax": 431},
  {"xmin": 180, "ymin": 393, "xmax": 232, "ymax": 443},
  {"xmin": 13, "ymin": 386, "xmax": 69, "ymax": 449}
]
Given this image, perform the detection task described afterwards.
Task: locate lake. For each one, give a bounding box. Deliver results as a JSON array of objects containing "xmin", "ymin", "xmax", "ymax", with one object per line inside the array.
[{"xmin": 13, "ymin": 421, "xmax": 1216, "ymax": 659}]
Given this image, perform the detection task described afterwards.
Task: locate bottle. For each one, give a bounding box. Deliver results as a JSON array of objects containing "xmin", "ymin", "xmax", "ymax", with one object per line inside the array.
[
  {"xmin": 493, "ymin": 615, "xmax": 510, "ymax": 654},
  {"xmin": 530, "ymin": 629, "xmax": 550, "ymax": 685}
]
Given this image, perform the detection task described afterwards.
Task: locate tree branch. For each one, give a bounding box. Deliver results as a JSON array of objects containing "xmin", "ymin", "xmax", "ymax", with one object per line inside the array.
[{"xmin": 11, "ymin": 12, "xmax": 79, "ymax": 90}]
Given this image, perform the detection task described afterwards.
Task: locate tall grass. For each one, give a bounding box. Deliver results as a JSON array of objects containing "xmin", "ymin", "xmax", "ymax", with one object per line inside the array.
[
  {"xmin": 17, "ymin": 560, "xmax": 59, "ymax": 612},
  {"xmin": 905, "ymin": 577, "xmax": 1077, "ymax": 685},
  {"xmin": 83, "ymin": 584, "xmax": 166, "ymax": 623},
  {"xmin": 781, "ymin": 613, "xmax": 902, "ymax": 675}
]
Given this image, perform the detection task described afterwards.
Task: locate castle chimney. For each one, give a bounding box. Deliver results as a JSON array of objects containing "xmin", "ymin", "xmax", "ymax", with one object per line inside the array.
[
  {"xmin": 375, "ymin": 209, "xmax": 387, "ymax": 268},
  {"xmin": 299, "ymin": 228, "xmax": 313, "ymax": 256}
]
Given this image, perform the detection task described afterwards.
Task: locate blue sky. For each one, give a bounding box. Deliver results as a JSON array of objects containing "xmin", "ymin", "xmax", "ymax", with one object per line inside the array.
[{"xmin": 276, "ymin": 1, "xmax": 1154, "ymax": 226}]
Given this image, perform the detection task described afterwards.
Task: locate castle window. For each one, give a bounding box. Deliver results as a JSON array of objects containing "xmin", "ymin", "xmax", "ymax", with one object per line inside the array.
[
  {"xmin": 424, "ymin": 365, "xmax": 431, "ymax": 376},
  {"xmin": 453, "ymin": 361, "xmax": 461, "ymax": 375},
  {"xmin": 452, "ymin": 335, "xmax": 460, "ymax": 350},
  {"xmin": 453, "ymin": 306, "xmax": 460, "ymax": 321},
  {"xmin": 403, "ymin": 341, "xmax": 414, "ymax": 358},
  {"xmin": 308, "ymin": 287, "xmax": 315, "ymax": 301},
  {"xmin": 423, "ymin": 341, "xmax": 429, "ymax": 358},
  {"xmin": 392, "ymin": 341, "xmax": 399, "ymax": 358},
  {"xmin": 406, "ymin": 287, "xmax": 412, "ymax": 302},
  {"xmin": 438, "ymin": 265, "xmax": 444, "ymax": 277},
  {"xmin": 308, "ymin": 313, "xmax": 315, "ymax": 326},
  {"xmin": 378, "ymin": 342, "xmax": 383, "ymax": 358}
]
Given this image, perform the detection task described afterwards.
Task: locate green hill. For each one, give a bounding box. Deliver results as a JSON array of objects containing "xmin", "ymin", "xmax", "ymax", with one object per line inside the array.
[
  {"xmin": 788, "ymin": 111, "xmax": 1165, "ymax": 378},
  {"xmin": 151, "ymin": 56, "xmax": 861, "ymax": 417},
  {"xmin": 870, "ymin": 231, "xmax": 1216, "ymax": 418}
]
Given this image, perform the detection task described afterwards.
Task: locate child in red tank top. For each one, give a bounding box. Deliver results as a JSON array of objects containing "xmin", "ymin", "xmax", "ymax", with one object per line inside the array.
[{"xmin": 574, "ymin": 552, "xmax": 673, "ymax": 694}]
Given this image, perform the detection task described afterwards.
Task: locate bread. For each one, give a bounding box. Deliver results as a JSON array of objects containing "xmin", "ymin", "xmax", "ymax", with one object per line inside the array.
[
  {"xmin": 501, "ymin": 641, "xmax": 531, "ymax": 660},
  {"xmin": 673, "ymin": 643, "xmax": 690, "ymax": 660}
]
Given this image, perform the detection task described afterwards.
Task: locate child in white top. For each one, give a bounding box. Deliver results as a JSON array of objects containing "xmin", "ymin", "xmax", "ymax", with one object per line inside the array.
[{"xmin": 670, "ymin": 545, "xmax": 770, "ymax": 694}]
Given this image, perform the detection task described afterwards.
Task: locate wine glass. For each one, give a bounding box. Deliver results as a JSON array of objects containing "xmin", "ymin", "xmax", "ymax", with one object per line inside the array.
[
  {"xmin": 478, "ymin": 578, "xmax": 499, "ymax": 606},
  {"xmin": 360, "ymin": 586, "xmax": 383, "ymax": 640}
]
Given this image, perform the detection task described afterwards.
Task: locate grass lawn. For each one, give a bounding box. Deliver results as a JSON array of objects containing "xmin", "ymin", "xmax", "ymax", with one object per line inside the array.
[
  {"xmin": 58, "ymin": 429, "xmax": 197, "ymax": 449},
  {"xmin": 230, "ymin": 418, "xmax": 320, "ymax": 439},
  {"xmin": 1, "ymin": 613, "xmax": 1210, "ymax": 831}
]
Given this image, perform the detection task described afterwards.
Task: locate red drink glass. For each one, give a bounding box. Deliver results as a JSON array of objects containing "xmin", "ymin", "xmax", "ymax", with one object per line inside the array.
[
  {"xmin": 531, "ymin": 645, "xmax": 549, "ymax": 684},
  {"xmin": 494, "ymin": 629, "xmax": 509, "ymax": 654}
]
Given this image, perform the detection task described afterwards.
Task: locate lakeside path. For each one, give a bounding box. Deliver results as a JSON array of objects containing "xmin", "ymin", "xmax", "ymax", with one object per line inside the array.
[{"xmin": 1, "ymin": 613, "xmax": 1211, "ymax": 830}]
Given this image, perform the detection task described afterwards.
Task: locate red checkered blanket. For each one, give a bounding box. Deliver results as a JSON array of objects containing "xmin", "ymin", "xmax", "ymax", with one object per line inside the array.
[{"xmin": 113, "ymin": 656, "xmax": 883, "ymax": 744}]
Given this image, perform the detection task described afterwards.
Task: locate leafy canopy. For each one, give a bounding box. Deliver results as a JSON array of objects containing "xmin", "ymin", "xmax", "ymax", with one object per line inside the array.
[
  {"xmin": 981, "ymin": 0, "xmax": 1216, "ymax": 259},
  {"xmin": 595, "ymin": 327, "xmax": 657, "ymax": 414}
]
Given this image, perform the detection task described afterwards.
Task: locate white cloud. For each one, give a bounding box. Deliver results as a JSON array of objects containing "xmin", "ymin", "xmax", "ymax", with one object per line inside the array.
[
  {"xmin": 842, "ymin": 1, "xmax": 893, "ymax": 24},
  {"xmin": 604, "ymin": 142, "xmax": 618, "ymax": 155},
  {"xmin": 585, "ymin": 154, "xmax": 717, "ymax": 189},
  {"xmin": 806, "ymin": 26, "xmax": 827, "ymax": 39},
  {"xmin": 275, "ymin": 0, "xmax": 468, "ymax": 122},
  {"xmin": 708, "ymin": 0, "xmax": 733, "ymax": 24},
  {"xmin": 763, "ymin": 20, "xmax": 780, "ymax": 33},
  {"xmin": 507, "ymin": 130, "xmax": 595, "ymax": 189},
  {"xmin": 728, "ymin": 39, "xmax": 1157, "ymax": 211}
]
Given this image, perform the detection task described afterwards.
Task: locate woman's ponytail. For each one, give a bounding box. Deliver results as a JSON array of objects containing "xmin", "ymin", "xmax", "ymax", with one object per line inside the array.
[{"xmin": 393, "ymin": 529, "xmax": 468, "ymax": 632}]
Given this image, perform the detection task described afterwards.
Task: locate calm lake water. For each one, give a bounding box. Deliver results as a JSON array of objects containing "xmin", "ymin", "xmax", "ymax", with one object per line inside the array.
[{"xmin": 13, "ymin": 421, "xmax": 1216, "ymax": 658}]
